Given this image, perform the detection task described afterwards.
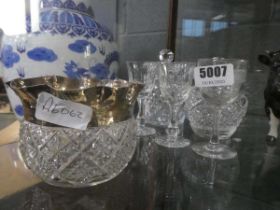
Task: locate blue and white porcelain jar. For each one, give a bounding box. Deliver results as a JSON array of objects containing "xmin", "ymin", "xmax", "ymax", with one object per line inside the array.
[{"xmin": 0, "ymin": 0, "xmax": 119, "ymax": 119}]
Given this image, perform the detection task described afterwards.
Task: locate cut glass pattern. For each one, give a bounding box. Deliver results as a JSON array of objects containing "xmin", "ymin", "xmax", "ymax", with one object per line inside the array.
[{"xmin": 19, "ymin": 119, "xmax": 137, "ymax": 187}]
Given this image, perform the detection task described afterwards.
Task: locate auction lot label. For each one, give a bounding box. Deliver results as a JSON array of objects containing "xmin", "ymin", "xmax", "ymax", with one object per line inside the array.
[
  {"xmin": 194, "ymin": 64, "xmax": 234, "ymax": 87},
  {"xmin": 35, "ymin": 92, "xmax": 93, "ymax": 130}
]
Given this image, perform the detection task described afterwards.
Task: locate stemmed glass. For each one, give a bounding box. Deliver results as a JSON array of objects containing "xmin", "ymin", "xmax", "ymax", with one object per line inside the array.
[
  {"xmin": 155, "ymin": 50, "xmax": 195, "ymax": 148},
  {"xmin": 192, "ymin": 58, "xmax": 247, "ymax": 159},
  {"xmin": 127, "ymin": 62, "xmax": 157, "ymax": 136},
  {"xmin": 187, "ymin": 88, "xmax": 248, "ymax": 141}
]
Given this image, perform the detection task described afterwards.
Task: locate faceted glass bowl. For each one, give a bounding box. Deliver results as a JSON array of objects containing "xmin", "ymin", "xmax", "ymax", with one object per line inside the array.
[
  {"xmin": 19, "ymin": 118, "xmax": 137, "ymax": 187},
  {"xmin": 187, "ymin": 88, "xmax": 248, "ymax": 140}
]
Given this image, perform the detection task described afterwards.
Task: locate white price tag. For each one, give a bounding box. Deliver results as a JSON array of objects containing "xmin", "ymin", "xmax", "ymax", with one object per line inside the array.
[
  {"xmin": 194, "ymin": 64, "xmax": 234, "ymax": 87},
  {"xmin": 35, "ymin": 92, "xmax": 93, "ymax": 130}
]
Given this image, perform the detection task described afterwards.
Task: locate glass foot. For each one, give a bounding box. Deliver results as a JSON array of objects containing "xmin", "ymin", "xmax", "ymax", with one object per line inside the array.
[
  {"xmin": 137, "ymin": 126, "xmax": 156, "ymax": 137},
  {"xmin": 155, "ymin": 136, "xmax": 190, "ymax": 148},
  {"xmin": 192, "ymin": 142, "xmax": 237, "ymax": 160}
]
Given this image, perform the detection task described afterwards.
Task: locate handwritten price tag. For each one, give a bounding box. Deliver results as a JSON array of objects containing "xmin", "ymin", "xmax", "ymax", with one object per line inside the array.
[
  {"xmin": 35, "ymin": 92, "xmax": 93, "ymax": 130},
  {"xmin": 194, "ymin": 64, "xmax": 234, "ymax": 87}
]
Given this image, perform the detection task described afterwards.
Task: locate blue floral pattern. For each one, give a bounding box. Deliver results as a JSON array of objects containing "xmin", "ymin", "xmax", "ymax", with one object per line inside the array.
[
  {"xmin": 17, "ymin": 67, "xmax": 25, "ymax": 78},
  {"xmin": 104, "ymin": 51, "xmax": 119, "ymax": 67},
  {"xmin": 50, "ymin": 0, "xmax": 63, "ymax": 8},
  {"xmin": 90, "ymin": 63, "xmax": 109, "ymax": 80},
  {"xmin": 14, "ymin": 105, "xmax": 24, "ymax": 117},
  {"xmin": 37, "ymin": 10, "xmax": 113, "ymax": 41},
  {"xmin": 16, "ymin": 45, "xmax": 26, "ymax": 54},
  {"xmin": 25, "ymin": 1, "xmax": 113, "ymax": 41},
  {"xmin": 97, "ymin": 23, "xmax": 113, "ymax": 42},
  {"xmin": 63, "ymin": 0, "xmax": 76, "ymax": 10},
  {"xmin": 16, "ymin": 39, "xmax": 27, "ymax": 54},
  {"xmin": 26, "ymin": 15, "xmax": 31, "ymax": 33},
  {"xmin": 64, "ymin": 60, "xmax": 89, "ymax": 79},
  {"xmin": 40, "ymin": 0, "xmax": 94, "ymax": 17},
  {"xmin": 63, "ymin": 61, "xmax": 114, "ymax": 80},
  {"xmin": 27, "ymin": 47, "xmax": 57, "ymax": 62},
  {"xmin": 68, "ymin": 40, "xmax": 96, "ymax": 54},
  {"xmin": 0, "ymin": 45, "xmax": 20, "ymax": 68},
  {"xmin": 99, "ymin": 45, "xmax": 105, "ymax": 55}
]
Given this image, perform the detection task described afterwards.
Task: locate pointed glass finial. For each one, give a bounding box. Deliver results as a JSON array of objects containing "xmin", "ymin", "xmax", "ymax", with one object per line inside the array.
[{"xmin": 159, "ymin": 49, "xmax": 174, "ymax": 63}]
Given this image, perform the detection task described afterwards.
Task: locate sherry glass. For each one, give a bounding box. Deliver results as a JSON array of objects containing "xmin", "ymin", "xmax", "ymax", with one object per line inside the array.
[
  {"xmin": 155, "ymin": 50, "xmax": 195, "ymax": 148},
  {"xmin": 187, "ymin": 88, "xmax": 248, "ymax": 141},
  {"xmin": 127, "ymin": 62, "xmax": 157, "ymax": 136},
  {"xmin": 192, "ymin": 58, "xmax": 247, "ymax": 159}
]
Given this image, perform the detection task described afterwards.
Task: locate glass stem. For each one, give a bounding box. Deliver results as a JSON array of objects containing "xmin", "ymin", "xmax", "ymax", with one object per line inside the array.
[
  {"xmin": 208, "ymin": 108, "xmax": 221, "ymax": 149},
  {"xmin": 138, "ymin": 98, "xmax": 146, "ymax": 127},
  {"xmin": 166, "ymin": 103, "xmax": 179, "ymax": 141},
  {"xmin": 207, "ymin": 158, "xmax": 216, "ymax": 185}
]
